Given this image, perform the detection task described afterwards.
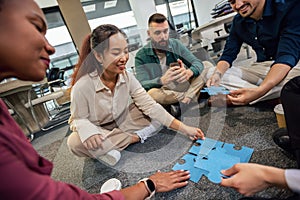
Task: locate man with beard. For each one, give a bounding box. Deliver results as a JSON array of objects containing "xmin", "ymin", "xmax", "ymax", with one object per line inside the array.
[
  {"xmin": 135, "ymin": 13, "xmax": 212, "ymax": 110},
  {"xmin": 206, "ymin": 0, "xmax": 300, "ymax": 106}
]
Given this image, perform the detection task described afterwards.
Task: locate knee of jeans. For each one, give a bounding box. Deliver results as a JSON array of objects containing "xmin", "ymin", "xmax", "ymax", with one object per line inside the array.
[
  {"xmin": 67, "ymin": 132, "xmax": 81, "ymax": 151},
  {"xmin": 148, "ymin": 88, "xmax": 162, "ymax": 102},
  {"xmin": 148, "ymin": 88, "xmax": 160, "ymax": 97},
  {"xmin": 203, "ymin": 60, "xmax": 215, "ymax": 69}
]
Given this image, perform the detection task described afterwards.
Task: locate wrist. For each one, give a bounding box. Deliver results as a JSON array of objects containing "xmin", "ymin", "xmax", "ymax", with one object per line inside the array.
[
  {"xmin": 187, "ymin": 69, "xmax": 194, "ymax": 79},
  {"xmin": 214, "ymin": 71, "xmax": 222, "ymax": 78},
  {"xmin": 138, "ymin": 178, "xmax": 156, "ymax": 199},
  {"xmin": 263, "ymin": 166, "xmax": 286, "ymax": 188}
]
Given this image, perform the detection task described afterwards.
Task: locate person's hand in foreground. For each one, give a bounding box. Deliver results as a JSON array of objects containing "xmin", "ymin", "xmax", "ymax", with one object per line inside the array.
[
  {"xmin": 83, "ymin": 134, "xmax": 105, "ymax": 150},
  {"xmin": 178, "ymin": 123, "xmax": 205, "ymax": 141},
  {"xmin": 120, "ymin": 170, "xmax": 190, "ymax": 200},
  {"xmin": 227, "ymin": 87, "xmax": 263, "ymax": 105},
  {"xmin": 149, "ymin": 170, "xmax": 190, "ymax": 192},
  {"xmin": 220, "ymin": 163, "xmax": 287, "ymax": 196},
  {"xmin": 206, "ymin": 71, "xmax": 222, "ymax": 87}
]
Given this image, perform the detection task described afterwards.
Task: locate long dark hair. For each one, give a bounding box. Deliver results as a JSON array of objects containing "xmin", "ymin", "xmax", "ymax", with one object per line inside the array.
[{"xmin": 71, "ymin": 24, "xmax": 127, "ymax": 86}]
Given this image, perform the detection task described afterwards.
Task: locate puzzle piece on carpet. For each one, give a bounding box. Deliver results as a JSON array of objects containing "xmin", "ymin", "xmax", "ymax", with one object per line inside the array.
[
  {"xmin": 200, "ymin": 86, "xmax": 230, "ymax": 96},
  {"xmin": 194, "ymin": 148, "xmax": 240, "ymax": 183},
  {"xmin": 221, "ymin": 142, "xmax": 254, "ymax": 163},
  {"xmin": 192, "ymin": 138, "xmax": 224, "ymax": 157},
  {"xmin": 194, "ymin": 139, "xmax": 254, "ymax": 162},
  {"xmin": 173, "ymin": 138, "xmax": 254, "ymax": 184},
  {"xmin": 172, "ymin": 153, "xmax": 208, "ymax": 183}
]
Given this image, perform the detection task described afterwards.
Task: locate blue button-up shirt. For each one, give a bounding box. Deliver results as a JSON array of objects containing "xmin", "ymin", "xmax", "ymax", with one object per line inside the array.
[{"xmin": 220, "ymin": 0, "xmax": 300, "ymax": 68}]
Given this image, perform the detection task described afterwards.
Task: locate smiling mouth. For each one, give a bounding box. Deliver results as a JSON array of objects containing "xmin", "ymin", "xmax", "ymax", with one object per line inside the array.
[
  {"xmin": 118, "ymin": 65, "xmax": 126, "ymax": 70},
  {"xmin": 41, "ymin": 58, "xmax": 50, "ymax": 68},
  {"xmin": 239, "ymin": 3, "xmax": 250, "ymax": 14}
]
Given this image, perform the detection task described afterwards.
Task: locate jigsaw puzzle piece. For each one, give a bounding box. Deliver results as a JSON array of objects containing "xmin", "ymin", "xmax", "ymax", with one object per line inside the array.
[
  {"xmin": 188, "ymin": 141, "xmax": 202, "ymax": 155},
  {"xmin": 189, "ymin": 138, "xmax": 222, "ymax": 155},
  {"xmin": 221, "ymin": 143, "xmax": 254, "ymax": 163},
  {"xmin": 172, "ymin": 154, "xmax": 208, "ymax": 183},
  {"xmin": 194, "ymin": 148, "xmax": 240, "ymax": 184},
  {"xmin": 200, "ymin": 86, "xmax": 230, "ymax": 96},
  {"xmin": 198, "ymin": 138, "xmax": 224, "ymax": 157}
]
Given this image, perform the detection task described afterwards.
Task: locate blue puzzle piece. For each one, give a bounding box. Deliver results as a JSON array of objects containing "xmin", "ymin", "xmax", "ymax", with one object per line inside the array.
[
  {"xmin": 189, "ymin": 138, "xmax": 223, "ymax": 156},
  {"xmin": 173, "ymin": 138, "xmax": 254, "ymax": 184},
  {"xmin": 194, "ymin": 138, "xmax": 253, "ymax": 164},
  {"xmin": 198, "ymin": 138, "xmax": 224, "ymax": 156},
  {"xmin": 221, "ymin": 143, "xmax": 254, "ymax": 163},
  {"xmin": 194, "ymin": 148, "xmax": 240, "ymax": 184},
  {"xmin": 201, "ymin": 86, "xmax": 230, "ymax": 96},
  {"xmin": 172, "ymin": 154, "xmax": 208, "ymax": 183}
]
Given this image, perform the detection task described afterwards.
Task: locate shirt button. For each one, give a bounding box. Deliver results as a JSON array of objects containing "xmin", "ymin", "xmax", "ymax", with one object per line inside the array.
[
  {"xmin": 270, "ymin": 57, "xmax": 273, "ymax": 60},
  {"xmin": 255, "ymin": 37, "xmax": 258, "ymax": 40}
]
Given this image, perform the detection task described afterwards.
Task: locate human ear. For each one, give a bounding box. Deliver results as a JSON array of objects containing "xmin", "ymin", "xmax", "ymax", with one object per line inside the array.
[{"xmin": 93, "ymin": 51, "xmax": 103, "ymax": 64}]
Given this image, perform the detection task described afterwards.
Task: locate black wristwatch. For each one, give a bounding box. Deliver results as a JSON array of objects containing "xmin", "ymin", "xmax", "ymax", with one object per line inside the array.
[{"xmin": 139, "ymin": 178, "xmax": 156, "ymax": 199}]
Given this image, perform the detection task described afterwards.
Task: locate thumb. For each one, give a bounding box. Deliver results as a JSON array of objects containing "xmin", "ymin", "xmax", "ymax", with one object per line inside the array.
[
  {"xmin": 221, "ymin": 165, "xmax": 239, "ymax": 177},
  {"xmin": 177, "ymin": 59, "xmax": 183, "ymax": 67},
  {"xmin": 229, "ymin": 89, "xmax": 240, "ymax": 96}
]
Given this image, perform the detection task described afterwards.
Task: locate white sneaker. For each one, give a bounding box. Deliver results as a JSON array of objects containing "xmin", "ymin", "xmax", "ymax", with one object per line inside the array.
[
  {"xmin": 96, "ymin": 149, "xmax": 121, "ymax": 166},
  {"xmin": 135, "ymin": 120, "xmax": 163, "ymax": 143},
  {"xmin": 100, "ymin": 178, "xmax": 122, "ymax": 194}
]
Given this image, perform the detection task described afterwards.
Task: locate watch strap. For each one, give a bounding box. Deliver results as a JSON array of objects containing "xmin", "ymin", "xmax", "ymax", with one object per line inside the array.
[{"xmin": 138, "ymin": 178, "xmax": 155, "ymax": 199}]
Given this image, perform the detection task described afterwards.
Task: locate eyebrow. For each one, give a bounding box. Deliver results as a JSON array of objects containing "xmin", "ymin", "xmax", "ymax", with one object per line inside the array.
[{"xmin": 154, "ymin": 28, "xmax": 169, "ymax": 33}]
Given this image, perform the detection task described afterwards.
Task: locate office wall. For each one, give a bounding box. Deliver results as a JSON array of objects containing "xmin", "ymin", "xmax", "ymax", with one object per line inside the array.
[
  {"xmin": 35, "ymin": 0, "xmax": 58, "ymax": 8},
  {"xmin": 192, "ymin": 0, "xmax": 220, "ymax": 26}
]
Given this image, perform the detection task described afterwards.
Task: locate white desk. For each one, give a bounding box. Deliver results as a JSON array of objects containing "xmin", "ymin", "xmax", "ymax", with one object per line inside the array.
[{"xmin": 192, "ymin": 12, "xmax": 237, "ymax": 41}]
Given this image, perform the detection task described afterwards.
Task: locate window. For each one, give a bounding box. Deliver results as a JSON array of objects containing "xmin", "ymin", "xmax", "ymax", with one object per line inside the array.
[
  {"xmin": 43, "ymin": 7, "xmax": 78, "ymax": 73},
  {"xmin": 155, "ymin": 0, "xmax": 196, "ymax": 31},
  {"xmin": 81, "ymin": 0, "xmax": 142, "ymax": 51}
]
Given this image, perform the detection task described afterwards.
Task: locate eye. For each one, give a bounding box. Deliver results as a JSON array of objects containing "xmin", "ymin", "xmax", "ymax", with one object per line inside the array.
[
  {"xmin": 34, "ymin": 24, "xmax": 43, "ymax": 32},
  {"xmin": 154, "ymin": 31, "xmax": 161, "ymax": 35},
  {"xmin": 111, "ymin": 50, "xmax": 121, "ymax": 56}
]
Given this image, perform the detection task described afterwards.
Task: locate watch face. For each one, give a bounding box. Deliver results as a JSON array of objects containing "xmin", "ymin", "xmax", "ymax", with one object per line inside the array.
[{"xmin": 146, "ymin": 179, "xmax": 155, "ymax": 192}]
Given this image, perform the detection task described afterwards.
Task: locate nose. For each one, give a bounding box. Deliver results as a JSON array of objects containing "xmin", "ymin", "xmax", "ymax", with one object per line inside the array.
[
  {"xmin": 45, "ymin": 38, "xmax": 55, "ymax": 55},
  {"xmin": 235, "ymin": 0, "xmax": 244, "ymax": 9},
  {"xmin": 119, "ymin": 52, "xmax": 129, "ymax": 62}
]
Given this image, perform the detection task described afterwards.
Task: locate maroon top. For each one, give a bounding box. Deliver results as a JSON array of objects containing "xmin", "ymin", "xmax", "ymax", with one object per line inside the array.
[{"xmin": 0, "ymin": 99, "xmax": 125, "ymax": 200}]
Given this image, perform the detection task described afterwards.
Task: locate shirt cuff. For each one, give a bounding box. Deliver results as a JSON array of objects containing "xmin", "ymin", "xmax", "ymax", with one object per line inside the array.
[
  {"xmin": 189, "ymin": 67, "xmax": 199, "ymax": 77},
  {"xmin": 274, "ymin": 54, "xmax": 298, "ymax": 68},
  {"xmin": 285, "ymin": 169, "xmax": 300, "ymax": 194}
]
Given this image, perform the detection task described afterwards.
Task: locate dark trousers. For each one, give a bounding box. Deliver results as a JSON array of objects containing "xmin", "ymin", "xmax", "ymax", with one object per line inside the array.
[{"xmin": 281, "ymin": 76, "xmax": 300, "ymax": 168}]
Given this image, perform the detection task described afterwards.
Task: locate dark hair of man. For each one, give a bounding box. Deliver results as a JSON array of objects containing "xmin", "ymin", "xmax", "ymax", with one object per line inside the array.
[
  {"xmin": 71, "ymin": 24, "xmax": 127, "ymax": 85},
  {"xmin": 148, "ymin": 13, "xmax": 167, "ymax": 26}
]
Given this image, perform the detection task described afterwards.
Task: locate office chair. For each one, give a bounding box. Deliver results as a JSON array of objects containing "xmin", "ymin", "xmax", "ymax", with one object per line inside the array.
[
  {"xmin": 212, "ymin": 21, "xmax": 251, "ymax": 59},
  {"xmin": 24, "ymin": 79, "xmax": 70, "ymax": 131},
  {"xmin": 3, "ymin": 98, "xmax": 34, "ymax": 141}
]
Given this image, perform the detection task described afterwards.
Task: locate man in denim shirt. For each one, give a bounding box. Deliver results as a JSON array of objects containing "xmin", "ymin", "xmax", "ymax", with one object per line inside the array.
[
  {"xmin": 207, "ymin": 0, "xmax": 300, "ymax": 105},
  {"xmin": 135, "ymin": 13, "xmax": 213, "ymax": 106}
]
